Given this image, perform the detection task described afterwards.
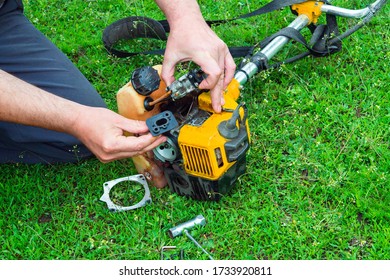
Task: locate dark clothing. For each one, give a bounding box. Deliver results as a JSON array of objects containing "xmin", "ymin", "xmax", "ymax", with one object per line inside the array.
[{"xmin": 0, "ymin": 0, "xmax": 107, "ymax": 163}]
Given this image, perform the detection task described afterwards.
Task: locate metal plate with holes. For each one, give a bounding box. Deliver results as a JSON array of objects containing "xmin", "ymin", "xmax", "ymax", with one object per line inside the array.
[{"xmin": 100, "ymin": 174, "xmax": 152, "ymax": 212}]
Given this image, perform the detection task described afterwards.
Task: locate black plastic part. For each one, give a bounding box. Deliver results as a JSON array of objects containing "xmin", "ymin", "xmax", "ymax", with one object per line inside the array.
[
  {"xmin": 146, "ymin": 111, "xmax": 179, "ymax": 136},
  {"xmin": 250, "ymin": 53, "xmax": 269, "ymax": 70},
  {"xmin": 224, "ymin": 127, "xmax": 249, "ymax": 162},
  {"xmin": 235, "ymin": 69, "xmax": 250, "ymax": 82},
  {"xmin": 131, "ymin": 66, "xmax": 161, "ymax": 96},
  {"xmin": 218, "ymin": 119, "xmax": 239, "ymax": 139},
  {"xmin": 165, "ymin": 154, "xmax": 247, "ymax": 201},
  {"xmin": 144, "ymin": 97, "xmax": 155, "ymax": 111},
  {"xmin": 187, "ymin": 68, "xmax": 207, "ymax": 87}
]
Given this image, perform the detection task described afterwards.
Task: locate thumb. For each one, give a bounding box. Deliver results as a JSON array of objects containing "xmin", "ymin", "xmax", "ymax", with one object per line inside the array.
[
  {"xmin": 161, "ymin": 59, "xmax": 176, "ymax": 87},
  {"xmin": 117, "ymin": 118, "xmax": 149, "ymax": 135}
]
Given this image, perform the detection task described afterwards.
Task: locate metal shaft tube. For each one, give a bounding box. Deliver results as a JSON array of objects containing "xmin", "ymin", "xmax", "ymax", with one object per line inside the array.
[
  {"xmin": 321, "ymin": 0, "xmax": 384, "ymax": 18},
  {"xmin": 234, "ymin": 14, "xmax": 310, "ymax": 85},
  {"xmin": 261, "ymin": 15, "xmax": 310, "ymax": 60},
  {"xmin": 233, "ymin": 0, "xmax": 385, "ymax": 86}
]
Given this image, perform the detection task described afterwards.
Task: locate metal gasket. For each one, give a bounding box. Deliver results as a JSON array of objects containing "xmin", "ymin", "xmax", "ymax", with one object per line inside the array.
[{"xmin": 100, "ymin": 174, "xmax": 152, "ymax": 212}]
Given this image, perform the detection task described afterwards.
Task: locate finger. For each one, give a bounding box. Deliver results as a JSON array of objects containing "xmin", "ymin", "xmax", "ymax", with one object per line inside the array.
[
  {"xmin": 194, "ymin": 53, "xmax": 224, "ymax": 112},
  {"xmin": 117, "ymin": 118, "xmax": 149, "ymax": 135},
  {"xmin": 125, "ymin": 133, "xmax": 166, "ymax": 153},
  {"xmin": 223, "ymin": 51, "xmax": 236, "ymax": 89},
  {"xmin": 161, "ymin": 56, "xmax": 177, "ymax": 87},
  {"xmin": 139, "ymin": 134, "xmax": 168, "ymax": 152},
  {"xmin": 209, "ymin": 71, "xmax": 225, "ymax": 113},
  {"xmin": 197, "ymin": 56, "xmax": 221, "ymax": 90},
  {"xmin": 201, "ymin": 49, "xmax": 230, "ymax": 113},
  {"xmin": 108, "ymin": 134, "xmax": 167, "ymax": 161},
  {"xmin": 213, "ymin": 48, "xmax": 235, "ymax": 111}
]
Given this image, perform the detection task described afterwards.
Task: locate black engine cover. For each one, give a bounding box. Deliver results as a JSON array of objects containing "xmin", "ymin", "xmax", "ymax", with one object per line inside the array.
[{"xmin": 164, "ymin": 154, "xmax": 247, "ymax": 201}]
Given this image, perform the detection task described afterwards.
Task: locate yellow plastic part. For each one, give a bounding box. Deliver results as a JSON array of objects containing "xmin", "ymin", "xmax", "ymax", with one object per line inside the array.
[
  {"xmin": 291, "ymin": 1, "xmax": 323, "ymax": 24},
  {"xmin": 225, "ymin": 78, "xmax": 241, "ymax": 101},
  {"xmin": 179, "ymin": 108, "xmax": 236, "ymax": 180},
  {"xmin": 179, "ymin": 78, "xmax": 248, "ymax": 180}
]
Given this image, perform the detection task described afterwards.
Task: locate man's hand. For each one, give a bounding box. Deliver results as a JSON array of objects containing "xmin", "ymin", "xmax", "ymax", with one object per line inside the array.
[
  {"xmin": 155, "ymin": 0, "xmax": 236, "ymax": 113},
  {"xmin": 73, "ymin": 107, "xmax": 166, "ymax": 163}
]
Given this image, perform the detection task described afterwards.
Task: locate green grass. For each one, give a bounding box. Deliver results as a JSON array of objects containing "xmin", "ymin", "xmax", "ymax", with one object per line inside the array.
[{"xmin": 1, "ymin": 0, "xmax": 389, "ymax": 260}]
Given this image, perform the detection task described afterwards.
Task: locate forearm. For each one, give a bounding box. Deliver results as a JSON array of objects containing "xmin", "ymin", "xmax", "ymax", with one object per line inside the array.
[
  {"xmin": 154, "ymin": 0, "xmax": 204, "ymax": 27},
  {"xmin": 154, "ymin": 0, "xmax": 235, "ymax": 113},
  {"xmin": 0, "ymin": 70, "xmax": 168, "ymax": 162},
  {"xmin": 0, "ymin": 69, "xmax": 83, "ymax": 135}
]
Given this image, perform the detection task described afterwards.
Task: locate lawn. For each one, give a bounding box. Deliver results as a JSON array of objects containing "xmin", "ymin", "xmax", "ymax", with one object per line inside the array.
[{"xmin": 0, "ymin": 0, "xmax": 389, "ymax": 260}]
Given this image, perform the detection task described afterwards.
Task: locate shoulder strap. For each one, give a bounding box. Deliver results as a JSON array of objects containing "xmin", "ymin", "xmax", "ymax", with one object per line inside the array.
[
  {"xmin": 102, "ymin": 0, "xmax": 312, "ymax": 58},
  {"xmin": 102, "ymin": 0, "xmax": 339, "ymax": 60},
  {"xmin": 102, "ymin": 16, "xmax": 167, "ymax": 58}
]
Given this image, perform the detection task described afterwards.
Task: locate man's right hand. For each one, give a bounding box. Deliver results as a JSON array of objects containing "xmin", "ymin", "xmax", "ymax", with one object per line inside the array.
[{"xmin": 73, "ymin": 107, "xmax": 167, "ymax": 163}]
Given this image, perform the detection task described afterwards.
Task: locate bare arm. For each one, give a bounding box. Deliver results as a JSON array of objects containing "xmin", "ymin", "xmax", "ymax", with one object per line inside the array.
[
  {"xmin": 0, "ymin": 70, "xmax": 166, "ymax": 162},
  {"xmin": 154, "ymin": 0, "xmax": 236, "ymax": 113}
]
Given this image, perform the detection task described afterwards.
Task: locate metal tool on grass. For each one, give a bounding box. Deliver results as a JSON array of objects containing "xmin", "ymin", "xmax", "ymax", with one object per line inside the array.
[{"xmin": 168, "ymin": 215, "xmax": 214, "ymax": 260}]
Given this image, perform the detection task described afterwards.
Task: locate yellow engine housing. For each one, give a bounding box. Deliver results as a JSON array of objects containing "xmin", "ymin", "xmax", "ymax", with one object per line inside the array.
[{"xmin": 178, "ymin": 79, "xmax": 249, "ymax": 180}]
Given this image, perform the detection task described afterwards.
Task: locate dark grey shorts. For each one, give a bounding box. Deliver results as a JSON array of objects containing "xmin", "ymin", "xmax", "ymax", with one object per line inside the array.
[{"xmin": 0, "ymin": 0, "xmax": 107, "ymax": 163}]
